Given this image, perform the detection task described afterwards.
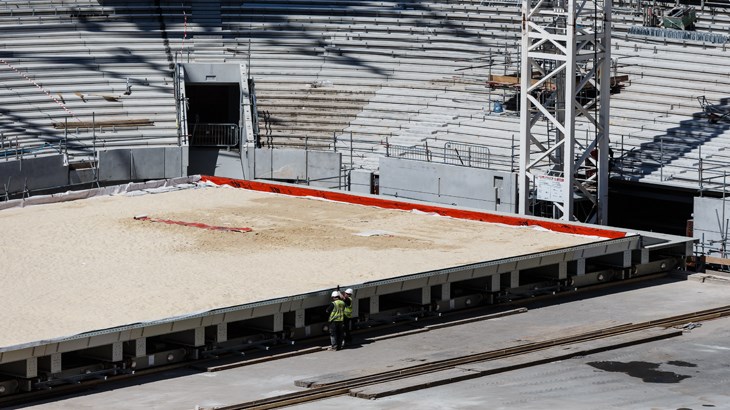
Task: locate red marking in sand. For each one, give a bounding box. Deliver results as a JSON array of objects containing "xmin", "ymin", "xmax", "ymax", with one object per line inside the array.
[
  {"xmin": 200, "ymin": 175, "xmax": 627, "ymax": 239},
  {"xmin": 134, "ymin": 216, "xmax": 252, "ymax": 233}
]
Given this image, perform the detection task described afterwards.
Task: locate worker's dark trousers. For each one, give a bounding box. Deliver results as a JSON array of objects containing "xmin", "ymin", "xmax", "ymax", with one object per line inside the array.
[
  {"xmin": 329, "ymin": 321, "xmax": 344, "ymax": 350},
  {"xmin": 343, "ymin": 317, "xmax": 352, "ymax": 344}
]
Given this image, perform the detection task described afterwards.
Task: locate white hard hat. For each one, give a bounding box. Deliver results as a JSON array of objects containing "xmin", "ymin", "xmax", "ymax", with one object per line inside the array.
[
  {"xmin": 345, "ymin": 288, "xmax": 354, "ymax": 295},
  {"xmin": 331, "ymin": 291, "xmax": 340, "ymax": 297}
]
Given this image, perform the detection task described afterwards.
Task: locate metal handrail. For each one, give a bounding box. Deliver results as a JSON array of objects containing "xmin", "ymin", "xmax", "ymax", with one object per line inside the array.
[
  {"xmin": 190, "ymin": 123, "xmax": 239, "ymax": 147},
  {"xmin": 385, "ymin": 138, "xmax": 495, "ymax": 170},
  {"xmin": 443, "ymin": 141, "xmax": 491, "ymax": 169}
]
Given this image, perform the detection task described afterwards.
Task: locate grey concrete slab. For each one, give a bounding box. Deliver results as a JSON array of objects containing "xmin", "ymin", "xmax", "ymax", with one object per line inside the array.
[
  {"xmin": 22, "ymin": 277, "xmax": 730, "ymax": 410},
  {"xmin": 349, "ymin": 368, "xmax": 481, "ymax": 399}
]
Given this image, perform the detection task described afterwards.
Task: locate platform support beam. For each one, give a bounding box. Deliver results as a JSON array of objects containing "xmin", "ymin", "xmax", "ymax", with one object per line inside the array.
[
  {"xmin": 273, "ymin": 313, "xmax": 284, "ymax": 333},
  {"xmin": 577, "ymin": 259, "xmax": 586, "ymax": 275},
  {"xmin": 422, "ymin": 286, "xmax": 431, "ymax": 305},
  {"xmin": 134, "ymin": 338, "xmax": 146, "ymax": 357},
  {"xmin": 441, "ymin": 282, "xmax": 451, "ymax": 301},
  {"xmin": 369, "ymin": 296, "xmax": 379, "ymax": 314},
  {"xmin": 295, "ymin": 309, "xmax": 305, "ymax": 328},
  {"xmin": 623, "ymin": 250, "xmax": 632, "ymax": 268},
  {"xmin": 489, "ymin": 273, "xmax": 502, "ymax": 292},
  {"xmin": 559, "ymin": 262, "xmax": 568, "ymax": 280},
  {"xmin": 510, "ymin": 270, "xmax": 519, "ymax": 288},
  {"xmin": 216, "ymin": 324, "xmax": 228, "ymax": 343}
]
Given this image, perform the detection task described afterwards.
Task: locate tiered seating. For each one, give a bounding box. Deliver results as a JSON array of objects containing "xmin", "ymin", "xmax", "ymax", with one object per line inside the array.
[
  {"xmin": 223, "ymin": 0, "xmax": 522, "ymax": 169},
  {"xmin": 608, "ymin": 3, "xmax": 730, "ymax": 189},
  {"xmin": 0, "ymin": 0, "xmax": 188, "ymax": 163},
  {"xmin": 2, "ymin": 0, "xmax": 730, "ymax": 193}
]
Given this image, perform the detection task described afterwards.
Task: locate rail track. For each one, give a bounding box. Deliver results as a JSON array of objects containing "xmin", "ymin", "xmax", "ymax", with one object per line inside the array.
[{"xmin": 213, "ymin": 305, "xmax": 730, "ymax": 410}]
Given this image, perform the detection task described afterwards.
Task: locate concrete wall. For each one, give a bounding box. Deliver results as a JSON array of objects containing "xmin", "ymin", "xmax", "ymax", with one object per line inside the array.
[
  {"xmin": 98, "ymin": 147, "xmax": 186, "ymax": 182},
  {"xmin": 379, "ymin": 157, "xmax": 517, "ymax": 212},
  {"xmin": 254, "ymin": 148, "xmax": 342, "ymax": 189},
  {"xmin": 0, "ymin": 155, "xmax": 68, "ymax": 195},
  {"xmin": 693, "ymin": 196, "xmax": 730, "ymax": 256},
  {"xmin": 350, "ymin": 169, "xmax": 374, "ymax": 194},
  {"xmin": 188, "ymin": 148, "xmax": 246, "ymax": 179}
]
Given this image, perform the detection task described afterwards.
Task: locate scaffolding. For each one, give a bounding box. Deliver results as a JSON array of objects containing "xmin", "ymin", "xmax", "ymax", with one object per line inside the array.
[{"xmin": 519, "ymin": 0, "xmax": 612, "ymax": 224}]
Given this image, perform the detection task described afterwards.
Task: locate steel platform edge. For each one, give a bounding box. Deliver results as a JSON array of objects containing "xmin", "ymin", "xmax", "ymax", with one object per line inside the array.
[{"xmin": 0, "ymin": 176, "xmax": 694, "ymax": 397}]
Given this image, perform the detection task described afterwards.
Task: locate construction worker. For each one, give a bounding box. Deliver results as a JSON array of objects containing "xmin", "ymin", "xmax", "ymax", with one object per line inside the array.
[
  {"xmin": 342, "ymin": 288, "xmax": 354, "ymax": 345},
  {"xmin": 325, "ymin": 290, "xmax": 345, "ymax": 351}
]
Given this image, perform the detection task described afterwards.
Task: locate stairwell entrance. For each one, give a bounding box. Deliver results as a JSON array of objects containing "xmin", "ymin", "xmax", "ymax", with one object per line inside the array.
[{"xmin": 178, "ymin": 63, "xmax": 255, "ymax": 178}]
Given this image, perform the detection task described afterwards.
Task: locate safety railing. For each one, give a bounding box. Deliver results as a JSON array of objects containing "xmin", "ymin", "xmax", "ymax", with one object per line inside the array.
[
  {"xmin": 190, "ymin": 123, "xmax": 240, "ymax": 147},
  {"xmin": 443, "ymin": 141, "xmax": 491, "ymax": 169},
  {"xmin": 385, "ymin": 138, "xmax": 494, "ymax": 170}
]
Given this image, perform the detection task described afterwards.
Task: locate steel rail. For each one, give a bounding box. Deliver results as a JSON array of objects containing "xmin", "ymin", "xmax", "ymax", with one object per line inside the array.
[{"xmin": 215, "ymin": 305, "xmax": 730, "ymax": 410}]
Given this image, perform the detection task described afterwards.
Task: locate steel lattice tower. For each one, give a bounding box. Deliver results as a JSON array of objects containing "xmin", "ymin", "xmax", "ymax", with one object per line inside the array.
[{"xmin": 518, "ymin": 0, "xmax": 612, "ymax": 224}]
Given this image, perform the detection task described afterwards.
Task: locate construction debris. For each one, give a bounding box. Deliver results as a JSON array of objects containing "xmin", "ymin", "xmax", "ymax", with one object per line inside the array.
[{"xmin": 52, "ymin": 118, "xmax": 154, "ymax": 129}]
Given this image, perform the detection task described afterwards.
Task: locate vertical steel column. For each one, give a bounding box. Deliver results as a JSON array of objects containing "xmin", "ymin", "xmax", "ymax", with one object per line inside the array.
[
  {"xmin": 597, "ymin": 0, "xmax": 612, "ymax": 224},
  {"xmin": 519, "ymin": 0, "xmax": 612, "ymax": 223},
  {"xmin": 518, "ymin": 0, "xmax": 531, "ymax": 216}
]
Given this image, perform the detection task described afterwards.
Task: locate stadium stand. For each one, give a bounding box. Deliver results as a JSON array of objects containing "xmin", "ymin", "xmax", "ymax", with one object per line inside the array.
[{"xmin": 0, "ymin": 0, "xmax": 729, "ymax": 192}]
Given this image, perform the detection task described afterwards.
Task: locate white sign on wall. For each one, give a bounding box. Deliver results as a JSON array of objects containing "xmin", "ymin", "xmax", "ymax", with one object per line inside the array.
[{"xmin": 536, "ymin": 175, "xmax": 565, "ymax": 202}]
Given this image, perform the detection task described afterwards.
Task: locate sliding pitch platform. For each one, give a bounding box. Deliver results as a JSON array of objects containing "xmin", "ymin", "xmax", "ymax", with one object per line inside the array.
[{"xmin": 0, "ymin": 175, "xmax": 692, "ymax": 395}]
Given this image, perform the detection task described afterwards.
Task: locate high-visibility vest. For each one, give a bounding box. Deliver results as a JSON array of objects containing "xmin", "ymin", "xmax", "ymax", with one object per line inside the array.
[
  {"xmin": 344, "ymin": 297, "xmax": 353, "ymax": 319},
  {"xmin": 329, "ymin": 299, "xmax": 345, "ymax": 322}
]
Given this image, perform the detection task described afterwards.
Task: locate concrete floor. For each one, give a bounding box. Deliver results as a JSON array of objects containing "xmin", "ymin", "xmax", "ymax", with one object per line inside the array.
[{"xmin": 19, "ymin": 275, "xmax": 730, "ymax": 410}]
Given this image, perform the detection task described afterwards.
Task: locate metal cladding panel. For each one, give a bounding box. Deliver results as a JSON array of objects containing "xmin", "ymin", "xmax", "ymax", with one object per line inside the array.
[
  {"xmin": 427, "ymin": 275, "xmax": 449, "ymax": 285},
  {"xmin": 69, "ymin": 168, "xmax": 96, "ymax": 185},
  {"xmin": 201, "ymin": 313, "xmax": 226, "ymax": 327},
  {"xmin": 214, "ymin": 151, "xmax": 246, "ymax": 179},
  {"xmin": 254, "ymin": 148, "xmax": 304, "ymax": 179},
  {"xmin": 99, "ymin": 148, "xmax": 185, "ymax": 181},
  {"xmin": 251, "ymin": 303, "xmax": 281, "ymax": 318},
  {"xmin": 170, "ymin": 318, "xmax": 204, "ymax": 333},
  {"xmin": 182, "ymin": 63, "xmax": 242, "ymax": 83},
  {"xmin": 373, "ymin": 282, "xmax": 405, "ymax": 295},
  {"xmin": 472, "ymin": 265, "xmax": 500, "ymax": 278},
  {"xmin": 379, "ymin": 157, "xmax": 517, "ymax": 212},
  {"xmin": 0, "ymin": 155, "xmax": 68, "ymax": 194},
  {"xmin": 165, "ymin": 147, "xmax": 184, "ymax": 178},
  {"xmin": 306, "ymin": 150, "xmax": 342, "ymax": 189},
  {"xmin": 448, "ymin": 269, "xmax": 475, "ymax": 282},
  {"xmin": 222, "ymin": 309, "xmax": 253, "ymax": 323},
  {"xmin": 694, "ymin": 196, "xmax": 727, "ymax": 251},
  {"xmin": 53, "ymin": 338, "xmax": 91, "ymax": 354},
  {"xmin": 99, "ymin": 149, "xmax": 132, "ymax": 181},
  {"xmin": 350, "ymin": 169, "xmax": 373, "ymax": 194},
  {"xmin": 140, "ymin": 323, "xmax": 175, "ymax": 338},
  {"xmin": 0, "ymin": 348, "xmax": 35, "ymax": 365},
  {"xmin": 131, "ymin": 148, "xmax": 165, "ymax": 180},
  {"xmin": 254, "ymin": 149, "xmax": 340, "ymax": 187},
  {"xmin": 300, "ymin": 297, "xmax": 329, "ymax": 310},
  {"xmin": 82, "ymin": 332, "xmax": 123, "ymax": 349}
]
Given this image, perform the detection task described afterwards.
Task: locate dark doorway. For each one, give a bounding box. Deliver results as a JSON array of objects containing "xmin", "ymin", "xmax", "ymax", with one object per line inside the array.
[
  {"xmin": 186, "ymin": 83, "xmax": 239, "ymax": 125},
  {"xmin": 186, "ymin": 83, "xmax": 241, "ymax": 149}
]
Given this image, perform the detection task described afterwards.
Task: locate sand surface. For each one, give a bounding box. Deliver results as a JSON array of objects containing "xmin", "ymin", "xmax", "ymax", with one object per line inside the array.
[{"xmin": 0, "ymin": 185, "xmax": 600, "ymax": 347}]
